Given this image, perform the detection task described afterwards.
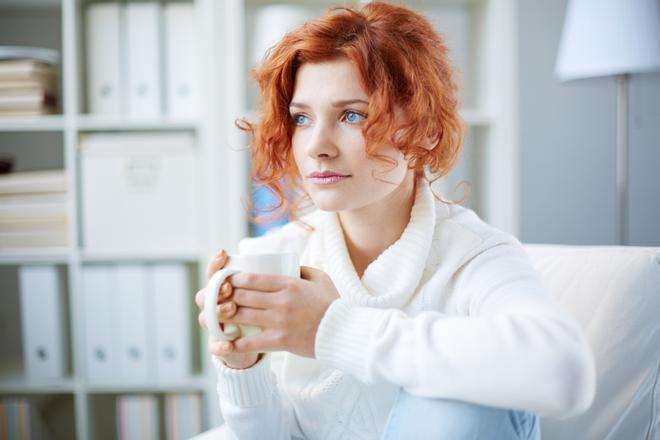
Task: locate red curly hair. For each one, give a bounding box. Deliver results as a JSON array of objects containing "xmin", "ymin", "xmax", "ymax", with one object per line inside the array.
[{"xmin": 237, "ymin": 1, "xmax": 469, "ymax": 229}]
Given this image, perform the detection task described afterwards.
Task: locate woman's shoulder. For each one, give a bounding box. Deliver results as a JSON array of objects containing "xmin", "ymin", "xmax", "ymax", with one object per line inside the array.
[
  {"xmin": 237, "ymin": 209, "xmax": 324, "ymax": 256},
  {"xmin": 432, "ymin": 202, "xmax": 524, "ymax": 268}
]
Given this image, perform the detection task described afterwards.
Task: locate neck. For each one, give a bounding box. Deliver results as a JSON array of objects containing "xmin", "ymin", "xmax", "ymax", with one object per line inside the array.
[{"xmin": 338, "ymin": 170, "xmax": 417, "ymax": 277}]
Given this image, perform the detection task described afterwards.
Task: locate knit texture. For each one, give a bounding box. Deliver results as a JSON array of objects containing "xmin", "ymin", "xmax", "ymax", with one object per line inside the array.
[{"xmin": 212, "ymin": 177, "xmax": 596, "ymax": 439}]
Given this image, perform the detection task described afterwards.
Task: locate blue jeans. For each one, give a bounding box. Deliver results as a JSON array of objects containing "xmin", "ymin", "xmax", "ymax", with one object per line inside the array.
[{"xmin": 382, "ymin": 389, "xmax": 541, "ymax": 439}]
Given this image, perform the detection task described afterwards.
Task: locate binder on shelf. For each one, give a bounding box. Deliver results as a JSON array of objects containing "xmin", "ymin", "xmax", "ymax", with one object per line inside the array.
[
  {"xmin": 81, "ymin": 265, "xmax": 117, "ymax": 382},
  {"xmin": 116, "ymin": 394, "xmax": 159, "ymax": 440},
  {"xmin": 116, "ymin": 265, "xmax": 151, "ymax": 382},
  {"xmin": 151, "ymin": 264, "xmax": 192, "ymax": 381},
  {"xmin": 18, "ymin": 265, "xmax": 68, "ymax": 379},
  {"xmin": 164, "ymin": 393, "xmax": 203, "ymax": 440},
  {"xmin": 85, "ymin": 3, "xmax": 122, "ymax": 115},
  {"xmin": 125, "ymin": 2, "xmax": 162, "ymax": 117},
  {"xmin": 80, "ymin": 132, "xmax": 199, "ymax": 256},
  {"xmin": 164, "ymin": 3, "xmax": 199, "ymax": 118}
]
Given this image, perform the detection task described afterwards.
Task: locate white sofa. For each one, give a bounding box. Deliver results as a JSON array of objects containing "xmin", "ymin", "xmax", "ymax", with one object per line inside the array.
[
  {"xmin": 195, "ymin": 244, "xmax": 660, "ymax": 440},
  {"xmin": 524, "ymin": 244, "xmax": 660, "ymax": 440}
]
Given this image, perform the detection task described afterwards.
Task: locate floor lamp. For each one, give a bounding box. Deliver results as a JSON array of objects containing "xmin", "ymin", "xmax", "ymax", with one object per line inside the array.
[{"xmin": 555, "ymin": 0, "xmax": 660, "ymax": 245}]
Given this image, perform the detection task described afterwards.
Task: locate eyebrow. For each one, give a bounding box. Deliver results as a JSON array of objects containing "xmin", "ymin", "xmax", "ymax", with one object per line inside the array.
[{"xmin": 289, "ymin": 99, "xmax": 369, "ymax": 109}]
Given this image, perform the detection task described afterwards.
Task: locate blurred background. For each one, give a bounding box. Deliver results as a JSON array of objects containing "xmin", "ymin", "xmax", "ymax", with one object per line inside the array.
[{"xmin": 0, "ymin": 0, "xmax": 657, "ymax": 438}]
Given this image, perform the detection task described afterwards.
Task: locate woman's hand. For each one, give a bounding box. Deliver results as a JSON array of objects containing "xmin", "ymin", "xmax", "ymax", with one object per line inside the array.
[
  {"xmin": 194, "ymin": 250, "xmax": 260, "ymax": 369},
  {"xmin": 218, "ymin": 265, "xmax": 340, "ymax": 358}
]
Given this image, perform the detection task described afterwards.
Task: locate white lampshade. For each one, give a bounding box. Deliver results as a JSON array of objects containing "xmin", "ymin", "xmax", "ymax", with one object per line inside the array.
[{"xmin": 555, "ymin": 0, "xmax": 660, "ymax": 81}]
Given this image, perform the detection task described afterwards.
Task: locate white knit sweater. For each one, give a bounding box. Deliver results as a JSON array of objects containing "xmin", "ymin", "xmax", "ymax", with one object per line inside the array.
[{"xmin": 212, "ymin": 177, "xmax": 596, "ymax": 439}]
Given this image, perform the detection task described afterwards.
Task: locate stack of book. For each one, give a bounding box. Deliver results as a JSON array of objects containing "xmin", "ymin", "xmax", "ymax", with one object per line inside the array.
[
  {"xmin": 115, "ymin": 393, "xmax": 202, "ymax": 440},
  {"xmin": 0, "ymin": 46, "xmax": 60, "ymax": 117},
  {"xmin": 0, "ymin": 170, "xmax": 68, "ymax": 253},
  {"xmin": 0, "ymin": 398, "xmax": 51, "ymax": 439}
]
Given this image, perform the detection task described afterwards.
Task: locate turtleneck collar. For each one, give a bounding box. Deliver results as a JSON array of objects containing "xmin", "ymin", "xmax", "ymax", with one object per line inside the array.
[{"xmin": 320, "ymin": 176, "xmax": 437, "ymax": 308}]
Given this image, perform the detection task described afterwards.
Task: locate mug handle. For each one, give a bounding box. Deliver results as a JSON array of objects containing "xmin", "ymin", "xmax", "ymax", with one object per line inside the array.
[{"xmin": 204, "ymin": 268, "xmax": 241, "ymax": 341}]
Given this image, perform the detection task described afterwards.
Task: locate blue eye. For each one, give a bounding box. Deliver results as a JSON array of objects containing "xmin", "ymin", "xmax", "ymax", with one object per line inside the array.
[
  {"xmin": 344, "ymin": 111, "xmax": 366, "ymax": 124},
  {"xmin": 292, "ymin": 114, "xmax": 310, "ymax": 126}
]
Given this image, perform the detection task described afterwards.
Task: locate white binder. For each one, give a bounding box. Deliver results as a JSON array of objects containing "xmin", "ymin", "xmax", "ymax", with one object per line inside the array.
[
  {"xmin": 18, "ymin": 265, "xmax": 68, "ymax": 379},
  {"xmin": 164, "ymin": 3, "xmax": 199, "ymax": 118},
  {"xmin": 125, "ymin": 2, "xmax": 162, "ymax": 117},
  {"xmin": 85, "ymin": 3, "xmax": 122, "ymax": 114},
  {"xmin": 116, "ymin": 265, "xmax": 151, "ymax": 382},
  {"xmin": 151, "ymin": 264, "xmax": 191, "ymax": 381},
  {"xmin": 81, "ymin": 265, "xmax": 117, "ymax": 382}
]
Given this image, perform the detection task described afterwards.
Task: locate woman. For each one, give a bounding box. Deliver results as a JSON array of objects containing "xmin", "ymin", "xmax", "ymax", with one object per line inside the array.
[{"xmin": 195, "ymin": 2, "xmax": 596, "ymax": 438}]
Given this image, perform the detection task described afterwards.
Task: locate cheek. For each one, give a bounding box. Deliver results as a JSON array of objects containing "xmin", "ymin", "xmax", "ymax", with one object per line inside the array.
[{"xmin": 368, "ymin": 147, "xmax": 407, "ymax": 174}]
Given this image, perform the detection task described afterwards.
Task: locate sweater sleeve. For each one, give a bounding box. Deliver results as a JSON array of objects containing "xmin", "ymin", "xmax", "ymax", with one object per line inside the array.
[
  {"xmin": 213, "ymin": 353, "xmax": 303, "ymax": 439},
  {"xmin": 314, "ymin": 242, "xmax": 597, "ymax": 419}
]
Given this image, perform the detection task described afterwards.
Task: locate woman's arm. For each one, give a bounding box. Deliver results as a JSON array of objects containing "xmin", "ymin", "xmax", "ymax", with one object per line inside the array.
[
  {"xmin": 314, "ymin": 242, "xmax": 597, "ymax": 419},
  {"xmin": 213, "ymin": 353, "xmax": 303, "ymax": 439}
]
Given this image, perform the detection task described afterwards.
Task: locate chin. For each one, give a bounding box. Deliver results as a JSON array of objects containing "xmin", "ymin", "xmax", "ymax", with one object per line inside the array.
[{"xmin": 308, "ymin": 193, "xmax": 349, "ymax": 212}]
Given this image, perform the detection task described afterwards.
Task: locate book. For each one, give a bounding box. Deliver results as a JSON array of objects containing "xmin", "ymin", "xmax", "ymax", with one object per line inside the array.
[
  {"xmin": 0, "ymin": 59, "xmax": 56, "ymax": 81},
  {"xmin": 0, "ymin": 170, "xmax": 66, "ymax": 194},
  {"xmin": 0, "ymin": 218, "xmax": 67, "ymax": 233},
  {"xmin": 164, "ymin": 393, "xmax": 203, "ymax": 440},
  {"xmin": 0, "ymin": 91, "xmax": 56, "ymax": 111},
  {"xmin": 0, "ymin": 46, "xmax": 60, "ymax": 65},
  {"xmin": 0, "ymin": 398, "xmax": 51, "ymax": 439},
  {"xmin": 116, "ymin": 395, "xmax": 159, "ymax": 440},
  {"xmin": 0, "ymin": 79, "xmax": 58, "ymax": 95},
  {"xmin": 0, "ymin": 230, "xmax": 68, "ymax": 248},
  {"xmin": 0, "ymin": 108, "xmax": 57, "ymax": 117}
]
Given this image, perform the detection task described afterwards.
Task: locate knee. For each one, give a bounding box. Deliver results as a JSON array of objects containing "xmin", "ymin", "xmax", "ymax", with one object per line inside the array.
[{"xmin": 382, "ymin": 389, "xmax": 539, "ymax": 440}]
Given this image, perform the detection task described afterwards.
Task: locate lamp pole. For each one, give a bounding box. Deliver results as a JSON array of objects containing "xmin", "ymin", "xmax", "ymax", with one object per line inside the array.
[{"xmin": 615, "ymin": 73, "xmax": 629, "ymax": 245}]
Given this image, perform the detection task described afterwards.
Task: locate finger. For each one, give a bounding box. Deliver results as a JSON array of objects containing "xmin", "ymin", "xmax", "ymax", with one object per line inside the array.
[
  {"xmin": 299, "ymin": 265, "xmax": 319, "ymax": 281},
  {"xmin": 232, "ymin": 329, "xmax": 281, "ymax": 353},
  {"xmin": 216, "ymin": 301, "xmax": 238, "ymax": 322},
  {"xmin": 194, "ymin": 288, "xmax": 204, "ymax": 309},
  {"xmin": 218, "ymin": 281, "xmax": 233, "ymax": 302},
  {"xmin": 208, "ymin": 337, "xmax": 234, "ymax": 357},
  {"xmin": 232, "ymin": 288, "xmax": 278, "ymax": 309},
  {"xmin": 228, "ymin": 271, "xmax": 292, "ymax": 292},
  {"xmin": 206, "ymin": 249, "xmax": 228, "ymax": 279},
  {"xmin": 198, "ymin": 311, "xmax": 207, "ymax": 329},
  {"xmin": 224, "ymin": 306, "xmax": 274, "ymax": 328}
]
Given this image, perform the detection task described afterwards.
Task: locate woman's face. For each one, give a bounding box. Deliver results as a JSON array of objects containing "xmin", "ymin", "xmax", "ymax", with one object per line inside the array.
[{"xmin": 290, "ymin": 58, "xmax": 412, "ymax": 213}]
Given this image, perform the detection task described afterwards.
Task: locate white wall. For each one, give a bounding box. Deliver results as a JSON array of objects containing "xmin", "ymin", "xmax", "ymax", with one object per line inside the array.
[{"xmin": 517, "ymin": 0, "xmax": 660, "ymax": 246}]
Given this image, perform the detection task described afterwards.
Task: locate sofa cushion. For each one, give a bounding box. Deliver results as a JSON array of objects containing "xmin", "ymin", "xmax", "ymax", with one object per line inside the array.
[{"xmin": 522, "ymin": 244, "xmax": 660, "ymax": 440}]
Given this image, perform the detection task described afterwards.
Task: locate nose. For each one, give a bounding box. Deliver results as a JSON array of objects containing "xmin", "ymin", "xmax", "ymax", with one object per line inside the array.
[{"xmin": 306, "ymin": 119, "xmax": 338, "ymax": 160}]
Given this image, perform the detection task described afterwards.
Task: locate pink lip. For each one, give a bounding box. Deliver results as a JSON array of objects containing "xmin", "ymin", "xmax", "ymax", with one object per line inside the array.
[
  {"xmin": 308, "ymin": 171, "xmax": 351, "ymax": 178},
  {"xmin": 309, "ymin": 175, "xmax": 350, "ymax": 185}
]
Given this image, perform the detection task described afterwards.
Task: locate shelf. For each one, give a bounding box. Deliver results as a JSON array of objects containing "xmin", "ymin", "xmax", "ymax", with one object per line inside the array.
[
  {"xmin": 0, "ymin": 248, "xmax": 70, "ymax": 265},
  {"xmin": 0, "ymin": 115, "xmax": 65, "ymax": 132},
  {"xmin": 0, "ymin": 377, "xmax": 76, "ymax": 394},
  {"xmin": 80, "ymin": 251, "xmax": 201, "ymax": 264},
  {"xmin": 76, "ymin": 115, "xmax": 199, "ymax": 132},
  {"xmin": 86, "ymin": 375, "xmax": 210, "ymax": 394},
  {"xmin": 0, "ymin": 359, "xmax": 76, "ymax": 394}
]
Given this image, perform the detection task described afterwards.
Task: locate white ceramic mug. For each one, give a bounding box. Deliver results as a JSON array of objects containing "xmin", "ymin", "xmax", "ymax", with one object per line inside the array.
[{"xmin": 204, "ymin": 252, "xmax": 300, "ymax": 341}]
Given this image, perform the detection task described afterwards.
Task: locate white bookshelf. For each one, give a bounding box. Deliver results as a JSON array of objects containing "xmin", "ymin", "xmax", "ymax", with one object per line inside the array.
[{"xmin": 0, "ymin": 0, "xmax": 517, "ymax": 438}]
